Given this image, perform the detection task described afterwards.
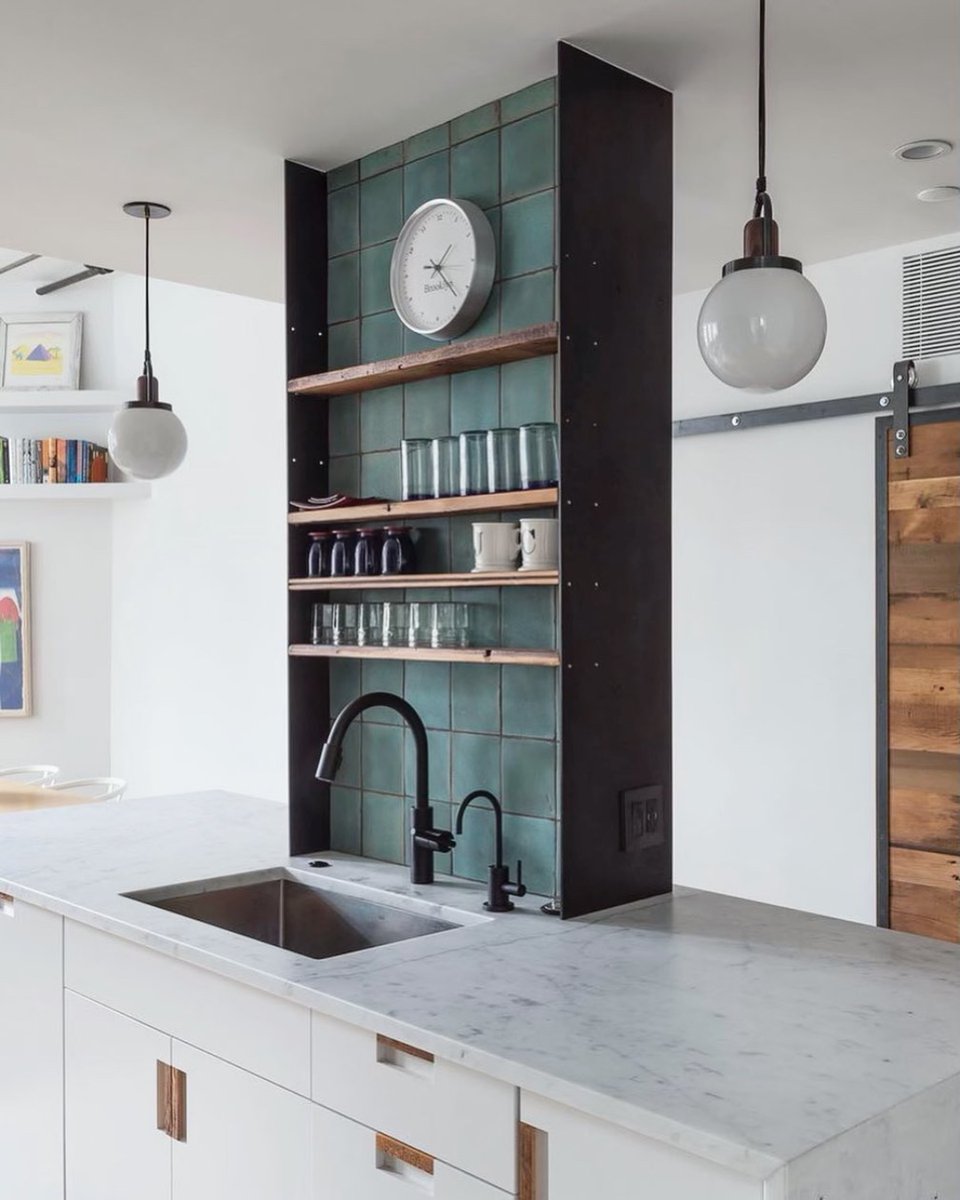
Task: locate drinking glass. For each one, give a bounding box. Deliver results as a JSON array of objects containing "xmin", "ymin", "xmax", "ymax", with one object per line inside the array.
[
  {"xmin": 310, "ymin": 603, "xmax": 328, "ymax": 645},
  {"xmin": 353, "ymin": 528, "xmax": 382, "ymax": 577},
  {"xmin": 381, "ymin": 526, "xmax": 417, "ymax": 575},
  {"xmin": 401, "ymin": 439, "xmax": 433, "ymax": 501},
  {"xmin": 459, "ymin": 430, "xmax": 489, "ymax": 495},
  {"xmin": 357, "ymin": 601, "xmax": 383, "ymax": 647},
  {"xmin": 431, "ymin": 602, "xmax": 471, "ymax": 648},
  {"xmin": 330, "ymin": 530, "xmax": 357, "ymax": 577},
  {"xmin": 381, "ymin": 601, "xmax": 410, "ymax": 648},
  {"xmin": 519, "ymin": 422, "xmax": 560, "ymax": 489},
  {"xmin": 306, "ymin": 531, "xmax": 332, "ymax": 578},
  {"xmin": 431, "ymin": 436, "xmax": 459, "ymax": 499},
  {"xmin": 486, "ymin": 428, "xmax": 521, "ymax": 493},
  {"xmin": 408, "ymin": 601, "xmax": 435, "ymax": 648},
  {"xmin": 331, "ymin": 603, "xmax": 357, "ymax": 646}
]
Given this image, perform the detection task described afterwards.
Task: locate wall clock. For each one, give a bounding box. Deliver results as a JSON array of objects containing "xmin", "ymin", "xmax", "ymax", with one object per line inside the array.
[{"xmin": 390, "ymin": 198, "xmax": 496, "ymax": 341}]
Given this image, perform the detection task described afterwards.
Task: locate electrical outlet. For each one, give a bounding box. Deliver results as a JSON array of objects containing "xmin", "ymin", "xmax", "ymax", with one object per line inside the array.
[{"xmin": 619, "ymin": 785, "xmax": 665, "ymax": 851}]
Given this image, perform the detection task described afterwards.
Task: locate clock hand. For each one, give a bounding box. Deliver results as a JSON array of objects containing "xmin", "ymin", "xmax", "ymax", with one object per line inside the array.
[
  {"xmin": 436, "ymin": 244, "xmax": 453, "ymax": 270},
  {"xmin": 436, "ymin": 266, "xmax": 458, "ymax": 297}
]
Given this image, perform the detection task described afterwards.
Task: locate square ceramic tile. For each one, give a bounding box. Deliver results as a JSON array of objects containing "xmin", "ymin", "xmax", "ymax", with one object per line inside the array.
[
  {"xmin": 458, "ymin": 586, "xmax": 500, "ymax": 644},
  {"xmin": 501, "ymin": 109, "xmax": 555, "ymax": 202},
  {"xmin": 361, "ymin": 311, "xmax": 403, "ymax": 361},
  {"xmin": 500, "ymin": 191, "xmax": 554, "ymax": 279},
  {"xmin": 405, "ymin": 123, "xmax": 449, "ymax": 162},
  {"xmin": 450, "ymin": 366, "xmax": 499, "ymax": 434},
  {"xmin": 501, "ymin": 588, "xmax": 555, "ymax": 649},
  {"xmin": 361, "ymin": 450, "xmax": 401, "ymax": 501},
  {"xmin": 327, "ymin": 160, "xmax": 359, "ymax": 191},
  {"xmin": 362, "ymin": 791, "xmax": 406, "ymax": 863},
  {"xmin": 451, "ymin": 731, "xmax": 501, "ymax": 802},
  {"xmin": 501, "ymin": 736, "xmax": 557, "ymax": 817},
  {"xmin": 360, "ymin": 168, "xmax": 403, "ymax": 245},
  {"xmin": 404, "ymin": 660, "xmax": 451, "ymax": 730},
  {"xmin": 328, "ymin": 454, "xmax": 359, "ymax": 495},
  {"xmin": 451, "ymin": 101, "xmax": 499, "ymax": 144},
  {"xmin": 403, "ymin": 727, "xmax": 451, "ymax": 804},
  {"xmin": 360, "ymin": 242, "xmax": 394, "ymax": 316},
  {"xmin": 337, "ymin": 723, "xmax": 362, "ymax": 789},
  {"xmin": 403, "ymin": 376, "xmax": 450, "ymax": 439},
  {"xmin": 451, "ymin": 663, "xmax": 500, "ymax": 733},
  {"xmin": 501, "ymin": 78, "xmax": 556, "ymax": 124},
  {"xmin": 359, "ymin": 660, "xmax": 405, "ymax": 723},
  {"xmin": 404, "ymin": 151, "xmax": 450, "ymax": 217},
  {"xmin": 450, "ymin": 130, "xmax": 499, "ymax": 211},
  {"xmin": 403, "ymin": 325, "xmax": 437, "ymax": 353},
  {"xmin": 328, "ymin": 320, "xmax": 359, "ymax": 369},
  {"xmin": 501, "ymin": 665, "xmax": 557, "ymax": 739},
  {"xmin": 500, "ymin": 270, "xmax": 555, "ymax": 330},
  {"xmin": 328, "ymin": 183, "xmax": 359, "ymax": 257},
  {"xmin": 330, "ymin": 786, "xmax": 362, "ymax": 854},
  {"xmin": 360, "ymin": 386, "xmax": 403, "ymax": 453},
  {"xmin": 360, "ymin": 143, "xmax": 403, "ymax": 179},
  {"xmin": 362, "ymin": 723, "xmax": 404, "ymax": 794},
  {"xmin": 409, "ymin": 517, "xmax": 451, "ymax": 573},
  {"xmin": 502, "ymin": 813, "xmax": 556, "ymax": 897},
  {"xmin": 328, "ymin": 253, "xmax": 359, "ymax": 323},
  {"xmin": 449, "ymin": 518, "xmax": 477, "ymax": 573},
  {"xmin": 501, "ymin": 356, "xmax": 555, "ymax": 426},
  {"xmin": 330, "ymin": 658, "xmax": 362, "ymax": 716},
  {"xmin": 329, "ymin": 394, "xmax": 359, "ymax": 457}
]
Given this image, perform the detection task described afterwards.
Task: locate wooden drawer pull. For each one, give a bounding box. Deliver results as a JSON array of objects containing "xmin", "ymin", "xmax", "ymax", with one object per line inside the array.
[
  {"xmin": 376, "ymin": 1132, "xmax": 434, "ymax": 1176},
  {"xmin": 519, "ymin": 1122, "xmax": 547, "ymax": 1200},
  {"xmin": 376, "ymin": 1033, "xmax": 434, "ymax": 1063},
  {"xmin": 156, "ymin": 1062, "xmax": 187, "ymax": 1142}
]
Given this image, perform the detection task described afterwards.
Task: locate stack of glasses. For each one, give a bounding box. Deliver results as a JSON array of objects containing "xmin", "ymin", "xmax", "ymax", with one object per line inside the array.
[
  {"xmin": 401, "ymin": 422, "xmax": 559, "ymax": 500},
  {"xmin": 311, "ymin": 601, "xmax": 472, "ymax": 649}
]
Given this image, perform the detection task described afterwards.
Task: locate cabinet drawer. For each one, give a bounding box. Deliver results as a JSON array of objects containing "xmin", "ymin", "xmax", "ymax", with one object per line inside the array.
[
  {"xmin": 311, "ymin": 1012, "xmax": 516, "ymax": 1192},
  {"xmin": 65, "ymin": 920, "xmax": 311, "ymax": 1096},
  {"xmin": 314, "ymin": 1103, "xmax": 514, "ymax": 1199}
]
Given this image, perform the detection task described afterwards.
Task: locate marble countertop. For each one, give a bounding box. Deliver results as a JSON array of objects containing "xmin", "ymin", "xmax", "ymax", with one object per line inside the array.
[{"xmin": 3, "ymin": 790, "xmax": 960, "ymax": 1181}]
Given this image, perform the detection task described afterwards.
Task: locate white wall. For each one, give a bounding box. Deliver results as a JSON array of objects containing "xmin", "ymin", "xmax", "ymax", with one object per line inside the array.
[
  {"xmin": 672, "ymin": 232, "xmax": 960, "ymax": 924},
  {"xmin": 109, "ymin": 276, "xmax": 287, "ymax": 802}
]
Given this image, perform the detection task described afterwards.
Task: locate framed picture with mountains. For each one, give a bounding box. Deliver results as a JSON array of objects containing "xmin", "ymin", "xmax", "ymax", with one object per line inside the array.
[{"xmin": 0, "ymin": 312, "xmax": 82, "ymax": 390}]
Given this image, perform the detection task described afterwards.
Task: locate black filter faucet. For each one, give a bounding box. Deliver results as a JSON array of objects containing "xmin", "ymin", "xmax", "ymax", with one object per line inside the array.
[{"xmin": 454, "ymin": 789, "xmax": 527, "ymax": 912}]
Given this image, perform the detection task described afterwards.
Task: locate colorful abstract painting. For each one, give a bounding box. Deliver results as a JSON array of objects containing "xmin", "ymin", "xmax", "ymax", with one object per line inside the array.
[
  {"xmin": 0, "ymin": 313, "xmax": 82, "ymax": 390},
  {"xmin": 0, "ymin": 543, "xmax": 31, "ymax": 717}
]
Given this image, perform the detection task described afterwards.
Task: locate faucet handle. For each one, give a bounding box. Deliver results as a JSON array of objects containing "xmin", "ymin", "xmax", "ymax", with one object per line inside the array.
[
  {"xmin": 414, "ymin": 827, "xmax": 456, "ymax": 854},
  {"xmin": 503, "ymin": 860, "xmax": 527, "ymax": 899}
]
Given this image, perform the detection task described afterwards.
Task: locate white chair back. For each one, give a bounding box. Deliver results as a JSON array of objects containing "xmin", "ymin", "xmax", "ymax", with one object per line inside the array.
[
  {"xmin": 44, "ymin": 777, "xmax": 127, "ymax": 803},
  {"xmin": 0, "ymin": 764, "xmax": 60, "ymax": 786}
]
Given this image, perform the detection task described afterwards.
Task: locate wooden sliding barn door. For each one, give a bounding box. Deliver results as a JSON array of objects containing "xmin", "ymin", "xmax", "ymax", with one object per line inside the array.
[{"xmin": 879, "ymin": 412, "xmax": 960, "ymax": 942}]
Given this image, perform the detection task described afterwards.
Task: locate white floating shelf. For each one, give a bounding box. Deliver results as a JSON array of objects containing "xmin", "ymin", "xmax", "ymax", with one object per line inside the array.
[
  {"xmin": 0, "ymin": 389, "xmax": 127, "ymax": 414},
  {"xmin": 0, "ymin": 483, "xmax": 150, "ymax": 501}
]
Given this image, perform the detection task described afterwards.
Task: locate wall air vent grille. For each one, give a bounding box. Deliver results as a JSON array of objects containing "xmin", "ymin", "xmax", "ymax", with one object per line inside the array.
[{"xmin": 903, "ymin": 244, "xmax": 960, "ymax": 359}]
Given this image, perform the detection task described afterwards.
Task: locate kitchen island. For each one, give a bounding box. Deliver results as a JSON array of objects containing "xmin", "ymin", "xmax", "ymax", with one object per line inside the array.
[{"xmin": 1, "ymin": 790, "xmax": 958, "ymax": 1199}]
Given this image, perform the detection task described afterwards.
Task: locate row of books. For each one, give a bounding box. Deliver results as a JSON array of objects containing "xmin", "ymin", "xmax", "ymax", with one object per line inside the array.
[{"xmin": 0, "ymin": 437, "xmax": 111, "ymax": 484}]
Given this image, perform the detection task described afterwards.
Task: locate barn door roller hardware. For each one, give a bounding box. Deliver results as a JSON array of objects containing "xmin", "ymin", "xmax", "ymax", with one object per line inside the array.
[
  {"xmin": 673, "ymin": 358, "xmax": 958, "ymax": 446},
  {"xmin": 36, "ymin": 265, "xmax": 113, "ymax": 296}
]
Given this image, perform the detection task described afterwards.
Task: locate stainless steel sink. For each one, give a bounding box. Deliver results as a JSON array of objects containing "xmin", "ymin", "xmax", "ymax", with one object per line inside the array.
[{"xmin": 126, "ymin": 869, "xmax": 463, "ymax": 961}]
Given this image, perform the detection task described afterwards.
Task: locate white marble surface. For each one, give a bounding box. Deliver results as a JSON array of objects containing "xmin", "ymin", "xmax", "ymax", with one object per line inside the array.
[{"xmin": 3, "ymin": 790, "xmax": 960, "ymax": 1183}]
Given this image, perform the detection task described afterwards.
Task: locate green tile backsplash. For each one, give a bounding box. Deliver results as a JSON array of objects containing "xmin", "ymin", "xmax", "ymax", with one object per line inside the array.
[{"xmin": 324, "ymin": 78, "xmax": 559, "ymax": 896}]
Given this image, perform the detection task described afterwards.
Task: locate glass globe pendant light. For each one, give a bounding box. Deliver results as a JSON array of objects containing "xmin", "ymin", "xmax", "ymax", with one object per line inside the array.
[
  {"xmin": 697, "ymin": 0, "xmax": 826, "ymax": 392},
  {"xmin": 108, "ymin": 202, "xmax": 188, "ymax": 479}
]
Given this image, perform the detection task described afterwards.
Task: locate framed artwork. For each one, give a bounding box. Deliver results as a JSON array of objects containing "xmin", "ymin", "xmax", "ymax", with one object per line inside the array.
[
  {"xmin": 0, "ymin": 543, "xmax": 31, "ymax": 717},
  {"xmin": 0, "ymin": 312, "xmax": 82, "ymax": 390}
]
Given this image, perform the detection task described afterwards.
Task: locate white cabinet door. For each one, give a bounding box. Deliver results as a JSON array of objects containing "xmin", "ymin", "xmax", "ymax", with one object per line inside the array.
[
  {"xmin": 521, "ymin": 1092, "xmax": 762, "ymax": 1200},
  {"xmin": 64, "ymin": 991, "xmax": 172, "ymax": 1200},
  {"xmin": 0, "ymin": 897, "xmax": 63, "ymax": 1200},
  {"xmin": 171, "ymin": 1041, "xmax": 312, "ymax": 1200}
]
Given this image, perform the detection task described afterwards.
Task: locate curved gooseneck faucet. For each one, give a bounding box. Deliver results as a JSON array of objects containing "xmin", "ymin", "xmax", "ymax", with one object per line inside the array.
[
  {"xmin": 455, "ymin": 789, "xmax": 526, "ymax": 913},
  {"xmin": 316, "ymin": 692, "xmax": 454, "ymax": 885}
]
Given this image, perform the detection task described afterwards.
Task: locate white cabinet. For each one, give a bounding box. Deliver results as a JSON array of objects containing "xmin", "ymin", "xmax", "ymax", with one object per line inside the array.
[
  {"xmin": 520, "ymin": 1092, "xmax": 763, "ymax": 1200},
  {"xmin": 64, "ymin": 991, "xmax": 312, "ymax": 1200},
  {"xmin": 0, "ymin": 896, "xmax": 64, "ymax": 1200}
]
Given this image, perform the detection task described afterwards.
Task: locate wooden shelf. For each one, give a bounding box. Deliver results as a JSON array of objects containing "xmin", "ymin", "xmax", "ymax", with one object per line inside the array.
[
  {"xmin": 0, "ymin": 389, "xmax": 126, "ymax": 414},
  {"xmin": 290, "ymin": 569, "xmax": 558, "ymax": 591},
  {"xmin": 288, "ymin": 323, "xmax": 558, "ymax": 397},
  {"xmin": 0, "ymin": 483, "xmax": 150, "ymax": 501},
  {"xmin": 289, "ymin": 644, "xmax": 560, "ymax": 667},
  {"xmin": 289, "ymin": 487, "xmax": 557, "ymax": 526}
]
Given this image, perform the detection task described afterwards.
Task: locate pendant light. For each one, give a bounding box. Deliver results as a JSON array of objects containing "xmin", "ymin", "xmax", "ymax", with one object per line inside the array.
[
  {"xmin": 697, "ymin": 0, "xmax": 827, "ymax": 391},
  {"xmin": 108, "ymin": 202, "xmax": 188, "ymax": 479}
]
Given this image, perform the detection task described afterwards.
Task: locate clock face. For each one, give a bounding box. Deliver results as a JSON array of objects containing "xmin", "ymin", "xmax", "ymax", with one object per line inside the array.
[{"xmin": 390, "ymin": 198, "xmax": 496, "ymax": 341}]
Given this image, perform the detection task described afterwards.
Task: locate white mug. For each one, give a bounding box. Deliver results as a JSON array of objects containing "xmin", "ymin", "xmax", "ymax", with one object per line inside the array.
[
  {"xmin": 472, "ymin": 522, "xmax": 520, "ymax": 572},
  {"xmin": 520, "ymin": 518, "xmax": 559, "ymax": 571}
]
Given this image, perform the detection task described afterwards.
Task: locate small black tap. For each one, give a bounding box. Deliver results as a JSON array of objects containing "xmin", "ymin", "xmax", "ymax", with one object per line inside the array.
[
  {"xmin": 454, "ymin": 790, "xmax": 526, "ymax": 912},
  {"xmin": 316, "ymin": 692, "xmax": 454, "ymax": 885}
]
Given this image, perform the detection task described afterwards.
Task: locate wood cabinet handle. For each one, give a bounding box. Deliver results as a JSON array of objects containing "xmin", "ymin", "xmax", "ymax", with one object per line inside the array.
[
  {"xmin": 156, "ymin": 1061, "xmax": 187, "ymax": 1142},
  {"xmin": 519, "ymin": 1122, "xmax": 546, "ymax": 1200},
  {"xmin": 157, "ymin": 1061, "xmax": 171, "ymax": 1134},
  {"xmin": 376, "ymin": 1132, "xmax": 434, "ymax": 1176},
  {"xmin": 376, "ymin": 1033, "xmax": 434, "ymax": 1064}
]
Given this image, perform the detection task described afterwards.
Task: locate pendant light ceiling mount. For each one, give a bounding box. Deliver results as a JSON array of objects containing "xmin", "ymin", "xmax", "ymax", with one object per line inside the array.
[{"xmin": 122, "ymin": 201, "xmax": 172, "ymax": 221}]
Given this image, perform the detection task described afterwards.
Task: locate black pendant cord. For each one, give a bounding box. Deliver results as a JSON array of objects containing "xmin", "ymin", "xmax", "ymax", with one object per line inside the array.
[
  {"xmin": 143, "ymin": 204, "xmax": 153, "ymax": 382},
  {"xmin": 752, "ymin": 0, "xmax": 774, "ymax": 246}
]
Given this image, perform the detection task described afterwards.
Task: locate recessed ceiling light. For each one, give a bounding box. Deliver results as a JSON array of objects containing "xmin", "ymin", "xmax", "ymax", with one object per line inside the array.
[
  {"xmin": 894, "ymin": 139, "xmax": 954, "ymax": 161},
  {"xmin": 917, "ymin": 185, "xmax": 960, "ymax": 203}
]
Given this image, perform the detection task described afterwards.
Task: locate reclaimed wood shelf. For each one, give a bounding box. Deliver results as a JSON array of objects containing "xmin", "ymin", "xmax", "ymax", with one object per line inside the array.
[
  {"xmin": 289, "ymin": 487, "xmax": 557, "ymax": 526},
  {"xmin": 288, "ymin": 644, "xmax": 560, "ymax": 667},
  {"xmin": 290, "ymin": 569, "xmax": 558, "ymax": 591},
  {"xmin": 288, "ymin": 323, "xmax": 558, "ymax": 397}
]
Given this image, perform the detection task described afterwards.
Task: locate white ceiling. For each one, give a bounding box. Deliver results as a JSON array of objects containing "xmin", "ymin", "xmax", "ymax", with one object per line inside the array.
[{"xmin": 0, "ymin": 0, "xmax": 956, "ymax": 301}]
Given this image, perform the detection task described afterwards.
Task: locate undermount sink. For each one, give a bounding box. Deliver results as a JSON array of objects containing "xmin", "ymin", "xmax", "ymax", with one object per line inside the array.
[{"xmin": 125, "ymin": 868, "xmax": 465, "ymax": 961}]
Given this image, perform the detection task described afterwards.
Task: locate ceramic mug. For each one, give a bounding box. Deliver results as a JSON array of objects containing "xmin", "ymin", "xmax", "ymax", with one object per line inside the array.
[
  {"xmin": 472, "ymin": 522, "xmax": 520, "ymax": 572},
  {"xmin": 520, "ymin": 518, "xmax": 559, "ymax": 571}
]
